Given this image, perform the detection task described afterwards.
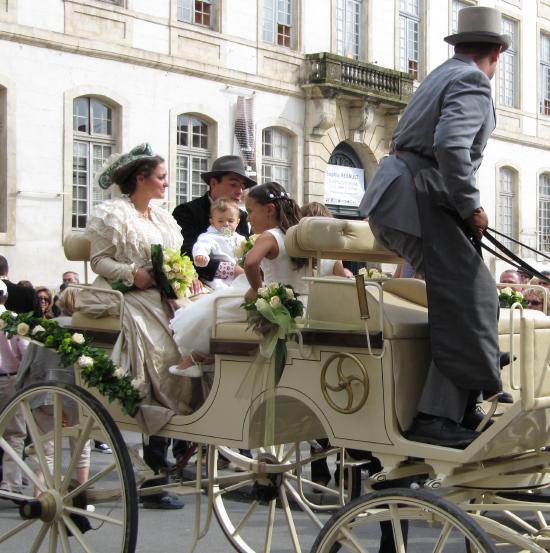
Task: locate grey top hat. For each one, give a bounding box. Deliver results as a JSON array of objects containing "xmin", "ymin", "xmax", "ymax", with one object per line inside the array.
[
  {"xmin": 201, "ymin": 155, "xmax": 256, "ymax": 189},
  {"xmin": 444, "ymin": 6, "xmax": 510, "ymax": 52}
]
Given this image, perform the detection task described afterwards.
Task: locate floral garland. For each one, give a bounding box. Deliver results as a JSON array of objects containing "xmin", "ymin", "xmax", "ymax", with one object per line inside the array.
[
  {"xmin": 498, "ymin": 286, "xmax": 528, "ymax": 308},
  {"xmin": 0, "ymin": 311, "xmax": 143, "ymax": 416},
  {"xmin": 358, "ymin": 267, "xmax": 387, "ymax": 280}
]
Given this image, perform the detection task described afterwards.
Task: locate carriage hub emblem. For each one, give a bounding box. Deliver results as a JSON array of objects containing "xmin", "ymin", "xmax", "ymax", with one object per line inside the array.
[{"xmin": 320, "ymin": 353, "xmax": 369, "ymax": 414}]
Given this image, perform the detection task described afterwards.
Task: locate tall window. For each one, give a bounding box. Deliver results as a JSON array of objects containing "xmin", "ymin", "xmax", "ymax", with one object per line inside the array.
[
  {"xmin": 399, "ymin": 0, "xmax": 421, "ymax": 79},
  {"xmin": 541, "ymin": 34, "xmax": 550, "ymax": 115},
  {"xmin": 499, "ymin": 17, "xmax": 518, "ymax": 108},
  {"xmin": 261, "ymin": 128, "xmax": 291, "ymax": 190},
  {"xmin": 498, "ymin": 167, "xmax": 516, "ymax": 251},
  {"xmin": 539, "ymin": 174, "xmax": 550, "ymax": 254},
  {"xmin": 0, "ymin": 87, "xmax": 6, "ymax": 235},
  {"xmin": 177, "ymin": 0, "xmax": 214, "ymax": 27},
  {"xmin": 336, "ymin": 0, "xmax": 361, "ymax": 59},
  {"xmin": 176, "ymin": 115, "xmax": 211, "ymax": 205},
  {"xmin": 72, "ymin": 97, "xmax": 116, "ymax": 230},
  {"xmin": 263, "ymin": 0, "xmax": 292, "ymax": 48}
]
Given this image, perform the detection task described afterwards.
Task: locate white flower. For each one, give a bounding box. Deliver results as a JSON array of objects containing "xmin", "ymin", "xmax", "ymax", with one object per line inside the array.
[
  {"xmin": 285, "ymin": 287, "xmax": 294, "ymax": 299},
  {"xmin": 31, "ymin": 325, "xmax": 46, "ymax": 335},
  {"xmin": 268, "ymin": 282, "xmax": 279, "ymax": 291},
  {"xmin": 515, "ymin": 291, "xmax": 524, "ymax": 299},
  {"xmin": 269, "ymin": 296, "xmax": 281, "ymax": 308},
  {"xmin": 0, "ymin": 320, "xmax": 6, "ymax": 330},
  {"xmin": 71, "ymin": 333, "xmax": 85, "ymax": 345},
  {"xmin": 258, "ymin": 287, "xmax": 269, "ymax": 298},
  {"xmin": 114, "ymin": 367, "xmax": 126, "ymax": 379},
  {"xmin": 77, "ymin": 355, "xmax": 94, "ymax": 368},
  {"xmin": 358, "ymin": 268, "xmax": 367, "ymax": 275},
  {"xmin": 131, "ymin": 378, "xmax": 148, "ymax": 395},
  {"xmin": 163, "ymin": 264, "xmax": 171, "ymax": 273},
  {"xmin": 16, "ymin": 323, "xmax": 30, "ymax": 336},
  {"xmin": 173, "ymin": 281, "xmax": 181, "ymax": 290},
  {"xmin": 255, "ymin": 298, "xmax": 269, "ymax": 310},
  {"xmin": 501, "ymin": 287, "xmax": 513, "ymax": 296}
]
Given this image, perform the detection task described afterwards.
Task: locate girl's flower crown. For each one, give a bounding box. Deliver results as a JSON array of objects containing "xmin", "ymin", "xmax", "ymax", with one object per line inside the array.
[{"xmin": 266, "ymin": 190, "xmax": 289, "ymax": 200}]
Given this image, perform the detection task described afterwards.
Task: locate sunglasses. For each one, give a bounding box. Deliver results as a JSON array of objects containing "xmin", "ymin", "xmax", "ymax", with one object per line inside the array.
[
  {"xmin": 528, "ymin": 300, "xmax": 543, "ymax": 306},
  {"xmin": 37, "ymin": 296, "xmax": 50, "ymax": 302}
]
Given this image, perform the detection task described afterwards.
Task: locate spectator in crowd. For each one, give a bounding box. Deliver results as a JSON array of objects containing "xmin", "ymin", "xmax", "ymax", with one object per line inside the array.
[
  {"xmin": 498, "ymin": 269, "xmax": 522, "ymax": 291},
  {"xmin": 0, "ymin": 280, "xmax": 28, "ymax": 499},
  {"xmin": 524, "ymin": 287, "xmax": 546, "ymax": 313},
  {"xmin": 518, "ymin": 269, "xmax": 532, "ymax": 284},
  {"xmin": 533, "ymin": 270, "xmax": 550, "ymax": 289},
  {"xmin": 0, "ymin": 255, "xmax": 40, "ymax": 316},
  {"xmin": 16, "ymin": 280, "xmax": 33, "ymax": 288},
  {"xmin": 35, "ymin": 287, "xmax": 54, "ymax": 319},
  {"xmin": 52, "ymin": 271, "xmax": 80, "ymax": 317}
]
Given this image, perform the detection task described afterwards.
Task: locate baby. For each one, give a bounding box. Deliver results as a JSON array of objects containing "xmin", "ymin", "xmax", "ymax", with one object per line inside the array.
[{"xmin": 192, "ymin": 198, "xmax": 246, "ymax": 289}]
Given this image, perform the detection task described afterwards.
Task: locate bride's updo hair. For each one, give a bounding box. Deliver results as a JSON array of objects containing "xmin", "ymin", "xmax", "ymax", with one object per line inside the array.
[{"xmin": 113, "ymin": 155, "xmax": 165, "ymax": 195}]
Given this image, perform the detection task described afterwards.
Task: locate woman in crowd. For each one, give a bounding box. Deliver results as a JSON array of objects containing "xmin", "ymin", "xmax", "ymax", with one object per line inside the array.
[
  {"xmin": 35, "ymin": 287, "xmax": 54, "ymax": 319},
  {"xmin": 77, "ymin": 144, "xmax": 199, "ymax": 434},
  {"xmin": 169, "ymin": 182, "xmax": 307, "ymax": 376}
]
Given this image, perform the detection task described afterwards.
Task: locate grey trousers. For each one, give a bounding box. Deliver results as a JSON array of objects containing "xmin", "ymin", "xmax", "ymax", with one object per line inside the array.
[{"xmin": 369, "ymin": 218, "xmax": 471, "ymax": 423}]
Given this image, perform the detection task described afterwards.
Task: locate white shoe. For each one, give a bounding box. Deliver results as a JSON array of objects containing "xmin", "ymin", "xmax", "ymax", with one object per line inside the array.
[{"xmin": 169, "ymin": 364, "xmax": 203, "ymax": 378}]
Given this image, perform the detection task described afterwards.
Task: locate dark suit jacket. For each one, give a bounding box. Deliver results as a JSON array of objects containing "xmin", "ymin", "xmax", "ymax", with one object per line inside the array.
[
  {"xmin": 172, "ymin": 193, "xmax": 249, "ymax": 281},
  {"xmin": 3, "ymin": 279, "xmax": 41, "ymax": 316}
]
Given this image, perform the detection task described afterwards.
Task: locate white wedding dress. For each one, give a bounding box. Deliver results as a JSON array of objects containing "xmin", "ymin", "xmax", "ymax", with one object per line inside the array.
[{"xmin": 170, "ymin": 227, "xmax": 308, "ymax": 356}]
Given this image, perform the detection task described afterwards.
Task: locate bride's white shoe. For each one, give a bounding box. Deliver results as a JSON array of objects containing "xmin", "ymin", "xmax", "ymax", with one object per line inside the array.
[{"xmin": 168, "ymin": 364, "xmax": 203, "ymax": 378}]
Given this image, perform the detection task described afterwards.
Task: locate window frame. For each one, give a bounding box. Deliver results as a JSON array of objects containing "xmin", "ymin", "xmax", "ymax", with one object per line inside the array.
[
  {"xmin": 262, "ymin": 0, "xmax": 295, "ymax": 50},
  {"xmin": 499, "ymin": 15, "xmax": 520, "ymax": 109},
  {"xmin": 336, "ymin": 0, "xmax": 362, "ymax": 60},
  {"xmin": 176, "ymin": 0, "xmax": 217, "ymax": 29},
  {"xmin": 71, "ymin": 96, "xmax": 117, "ymax": 231},
  {"xmin": 174, "ymin": 114, "xmax": 212, "ymax": 206},
  {"xmin": 541, "ymin": 32, "xmax": 550, "ymax": 116},
  {"xmin": 0, "ymin": 80, "xmax": 15, "ymax": 245},
  {"xmin": 398, "ymin": 0, "xmax": 422, "ymax": 80},
  {"xmin": 497, "ymin": 166, "xmax": 518, "ymax": 253},
  {"xmin": 539, "ymin": 172, "xmax": 550, "ymax": 255},
  {"xmin": 261, "ymin": 127, "xmax": 292, "ymax": 191}
]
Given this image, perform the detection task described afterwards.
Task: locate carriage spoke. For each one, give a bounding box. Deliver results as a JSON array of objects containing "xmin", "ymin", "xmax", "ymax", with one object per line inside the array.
[
  {"xmin": 279, "ymin": 483, "xmax": 302, "ymax": 552},
  {"xmin": 281, "ymin": 443, "xmax": 297, "ymax": 463},
  {"xmin": 64, "ymin": 462, "xmax": 117, "ymax": 503},
  {"xmin": 389, "ymin": 505, "xmax": 406, "ymax": 553},
  {"xmin": 64, "ymin": 505, "xmax": 124, "ymax": 526},
  {"xmin": 0, "ymin": 519, "xmax": 37, "ymax": 544},
  {"xmin": 275, "ymin": 443, "xmax": 285, "ymax": 459},
  {"xmin": 21, "ymin": 401, "xmax": 54, "ymax": 489},
  {"xmin": 431, "ymin": 521, "xmax": 452, "ymax": 553},
  {"xmin": 58, "ymin": 521, "xmax": 71, "ymax": 553},
  {"xmin": 62, "ymin": 513, "xmax": 96, "ymax": 553},
  {"xmin": 53, "ymin": 393, "xmax": 63, "ymax": 489},
  {"xmin": 29, "ymin": 522, "xmax": 50, "ymax": 553},
  {"xmin": 60, "ymin": 416, "xmax": 94, "ymax": 494},
  {"xmin": 264, "ymin": 500, "xmax": 276, "ymax": 553},
  {"xmin": 503, "ymin": 509, "xmax": 538, "ymax": 533},
  {"xmin": 0, "ymin": 437, "xmax": 45, "ymax": 492},
  {"xmin": 213, "ymin": 477, "xmax": 255, "ymax": 497},
  {"xmin": 231, "ymin": 500, "xmax": 260, "ymax": 537},
  {"xmin": 284, "ymin": 480, "xmax": 324, "ymax": 529},
  {"xmin": 48, "ymin": 521, "xmax": 59, "ymax": 553},
  {"xmin": 535, "ymin": 510, "xmax": 547, "ymax": 530}
]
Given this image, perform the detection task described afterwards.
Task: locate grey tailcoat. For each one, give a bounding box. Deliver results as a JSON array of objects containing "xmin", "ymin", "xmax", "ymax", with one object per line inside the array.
[{"xmin": 360, "ymin": 54, "xmax": 500, "ymax": 396}]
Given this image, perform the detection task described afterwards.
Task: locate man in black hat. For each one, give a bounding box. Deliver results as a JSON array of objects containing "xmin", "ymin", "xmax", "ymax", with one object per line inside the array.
[
  {"xmin": 172, "ymin": 155, "xmax": 255, "ymax": 284},
  {"xmin": 360, "ymin": 6, "xmax": 509, "ymax": 448}
]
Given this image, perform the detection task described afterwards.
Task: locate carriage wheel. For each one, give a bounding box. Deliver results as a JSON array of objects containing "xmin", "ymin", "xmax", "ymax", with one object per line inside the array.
[
  {"xmin": 0, "ymin": 382, "xmax": 138, "ymax": 552},
  {"xmin": 463, "ymin": 490, "xmax": 550, "ymax": 552},
  {"xmin": 211, "ymin": 443, "xmax": 362, "ymax": 553},
  {"xmin": 311, "ymin": 488, "xmax": 497, "ymax": 553}
]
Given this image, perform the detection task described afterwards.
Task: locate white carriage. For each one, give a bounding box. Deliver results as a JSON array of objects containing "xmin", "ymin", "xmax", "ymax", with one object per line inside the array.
[{"xmin": 1, "ymin": 216, "xmax": 549, "ymax": 553}]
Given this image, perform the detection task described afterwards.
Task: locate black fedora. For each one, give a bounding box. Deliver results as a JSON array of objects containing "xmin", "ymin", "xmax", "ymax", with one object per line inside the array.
[{"xmin": 201, "ymin": 155, "xmax": 256, "ymax": 189}]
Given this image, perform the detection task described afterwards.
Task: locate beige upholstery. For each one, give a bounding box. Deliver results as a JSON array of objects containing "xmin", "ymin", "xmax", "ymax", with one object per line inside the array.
[
  {"xmin": 71, "ymin": 311, "xmax": 121, "ymax": 332},
  {"xmin": 64, "ymin": 233, "xmax": 91, "ymax": 262},
  {"xmin": 285, "ymin": 217, "xmax": 402, "ymax": 263}
]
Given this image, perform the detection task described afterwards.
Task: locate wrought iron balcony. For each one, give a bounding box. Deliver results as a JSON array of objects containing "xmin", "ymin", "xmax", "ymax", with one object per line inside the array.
[{"xmin": 304, "ymin": 52, "xmax": 413, "ymax": 106}]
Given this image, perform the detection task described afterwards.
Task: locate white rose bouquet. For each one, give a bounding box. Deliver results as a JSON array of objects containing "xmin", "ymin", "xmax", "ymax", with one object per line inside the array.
[
  {"xmin": 358, "ymin": 267, "xmax": 387, "ymax": 280},
  {"xmin": 236, "ymin": 234, "xmax": 259, "ymax": 268},
  {"xmin": 151, "ymin": 245, "xmax": 196, "ymax": 299},
  {"xmin": 241, "ymin": 283, "xmax": 304, "ymax": 384},
  {"xmin": 498, "ymin": 286, "xmax": 527, "ymax": 308}
]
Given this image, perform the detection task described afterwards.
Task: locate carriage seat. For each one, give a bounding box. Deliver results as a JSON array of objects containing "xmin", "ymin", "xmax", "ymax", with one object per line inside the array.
[{"xmin": 63, "ymin": 233, "xmax": 121, "ymax": 333}]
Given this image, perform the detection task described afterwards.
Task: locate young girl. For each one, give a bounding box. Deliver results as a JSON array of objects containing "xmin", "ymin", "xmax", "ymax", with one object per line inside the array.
[
  {"xmin": 169, "ymin": 182, "xmax": 307, "ymax": 377},
  {"xmin": 192, "ymin": 198, "xmax": 246, "ymax": 290}
]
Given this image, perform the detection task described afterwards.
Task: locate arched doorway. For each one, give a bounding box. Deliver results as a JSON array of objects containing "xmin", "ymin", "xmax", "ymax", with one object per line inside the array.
[{"xmin": 325, "ymin": 142, "xmax": 365, "ymax": 219}]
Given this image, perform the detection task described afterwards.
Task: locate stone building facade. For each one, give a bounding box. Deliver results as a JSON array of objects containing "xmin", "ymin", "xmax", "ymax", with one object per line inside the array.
[{"xmin": 0, "ymin": 0, "xmax": 548, "ymax": 283}]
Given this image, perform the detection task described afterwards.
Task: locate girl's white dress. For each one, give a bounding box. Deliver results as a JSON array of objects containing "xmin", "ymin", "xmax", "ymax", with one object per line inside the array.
[{"xmin": 170, "ymin": 227, "xmax": 307, "ymax": 355}]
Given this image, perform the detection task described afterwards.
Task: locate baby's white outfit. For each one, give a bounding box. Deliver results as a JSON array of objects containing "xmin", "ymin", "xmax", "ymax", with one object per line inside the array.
[{"xmin": 192, "ymin": 225, "xmax": 246, "ymax": 289}]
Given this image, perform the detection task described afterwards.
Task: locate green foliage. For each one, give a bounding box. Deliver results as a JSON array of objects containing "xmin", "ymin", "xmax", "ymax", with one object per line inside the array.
[{"xmin": 0, "ymin": 311, "xmax": 142, "ymax": 416}]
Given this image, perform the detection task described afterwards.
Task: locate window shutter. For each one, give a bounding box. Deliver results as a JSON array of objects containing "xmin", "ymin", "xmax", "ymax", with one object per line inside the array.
[
  {"xmin": 263, "ymin": 0, "xmax": 276, "ymax": 42},
  {"xmin": 177, "ymin": 0, "xmax": 193, "ymax": 23}
]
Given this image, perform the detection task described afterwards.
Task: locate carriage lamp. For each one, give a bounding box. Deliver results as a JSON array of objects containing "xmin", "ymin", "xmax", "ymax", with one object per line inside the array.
[{"xmin": 355, "ymin": 273, "xmax": 370, "ymax": 320}]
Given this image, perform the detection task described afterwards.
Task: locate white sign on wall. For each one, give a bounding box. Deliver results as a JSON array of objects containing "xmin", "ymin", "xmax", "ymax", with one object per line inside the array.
[{"xmin": 324, "ymin": 165, "xmax": 365, "ymax": 207}]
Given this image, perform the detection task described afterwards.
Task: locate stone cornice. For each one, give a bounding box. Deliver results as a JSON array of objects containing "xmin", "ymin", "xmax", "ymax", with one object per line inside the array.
[{"xmin": 0, "ymin": 20, "xmax": 305, "ymax": 98}]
